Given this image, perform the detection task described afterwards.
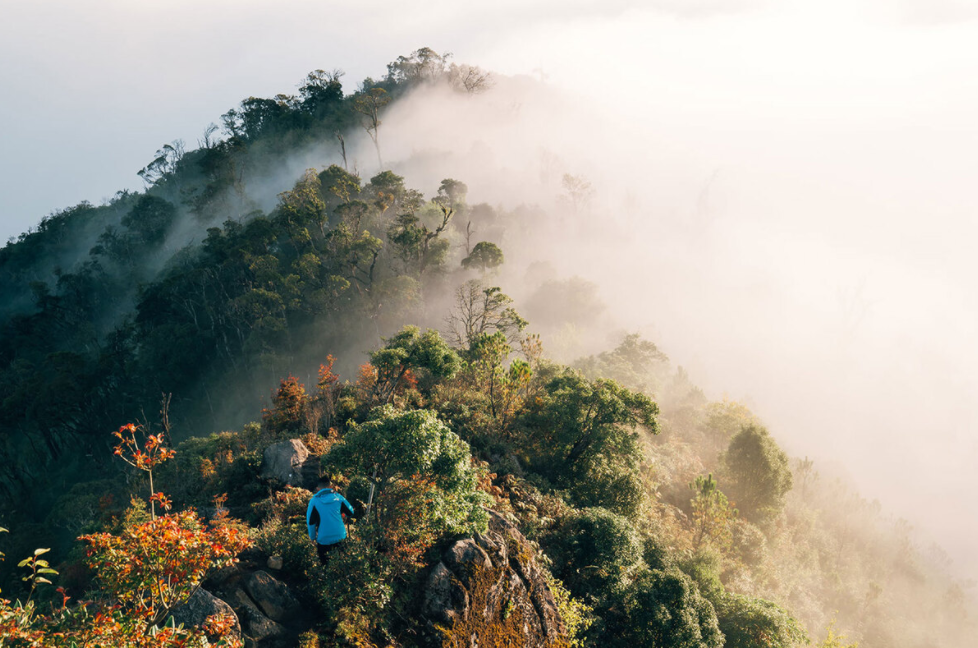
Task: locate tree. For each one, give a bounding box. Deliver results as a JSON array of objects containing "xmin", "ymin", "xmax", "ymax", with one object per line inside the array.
[
  {"xmin": 705, "ymin": 398, "xmax": 757, "ymax": 456},
  {"xmin": 299, "ymin": 68, "xmax": 344, "ymax": 121},
  {"xmin": 446, "ymin": 281, "xmax": 526, "ymax": 348},
  {"xmin": 722, "ymin": 425, "xmax": 793, "ymax": 524},
  {"xmin": 690, "ymin": 474, "xmax": 737, "ymax": 551},
  {"xmin": 137, "ymin": 141, "xmax": 185, "ymax": 186},
  {"xmin": 121, "ymin": 195, "xmax": 177, "ymax": 247},
  {"xmin": 447, "ymin": 63, "xmax": 494, "ymax": 94},
  {"xmin": 353, "ymin": 87, "xmax": 391, "ymax": 169},
  {"xmin": 434, "ymin": 178, "xmax": 468, "ymax": 212},
  {"xmin": 461, "ymin": 241, "xmax": 504, "ymax": 272},
  {"xmin": 112, "ymin": 422, "xmax": 176, "ymax": 520},
  {"xmin": 368, "ymin": 326, "xmax": 461, "ymax": 404},
  {"xmin": 526, "ymin": 372, "xmax": 657, "ymax": 474},
  {"xmin": 607, "ymin": 568, "xmax": 724, "ymax": 648},
  {"xmin": 277, "ymin": 169, "xmax": 327, "ymax": 242},
  {"xmin": 520, "ymin": 373, "xmax": 657, "ymax": 516},
  {"xmin": 325, "ymin": 405, "xmax": 489, "ymax": 535},
  {"xmin": 386, "ymin": 47, "xmax": 451, "ymax": 85},
  {"xmin": 561, "ymin": 173, "xmax": 593, "ymax": 214},
  {"xmin": 262, "ymin": 375, "xmax": 310, "ymax": 437},
  {"xmin": 387, "ymin": 206, "xmax": 455, "ymax": 276},
  {"xmin": 575, "ymin": 334, "xmax": 668, "ymax": 394},
  {"xmin": 715, "ymin": 594, "xmax": 808, "ymax": 648},
  {"xmin": 547, "ymin": 507, "xmax": 642, "ymax": 599}
]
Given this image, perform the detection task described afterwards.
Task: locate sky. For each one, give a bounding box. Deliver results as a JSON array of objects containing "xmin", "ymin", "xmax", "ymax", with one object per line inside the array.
[{"xmin": 2, "ymin": 0, "xmax": 978, "ymax": 578}]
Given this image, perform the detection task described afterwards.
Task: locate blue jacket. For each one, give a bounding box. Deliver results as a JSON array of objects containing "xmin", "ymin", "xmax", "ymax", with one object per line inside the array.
[{"xmin": 306, "ymin": 488, "xmax": 355, "ymax": 546}]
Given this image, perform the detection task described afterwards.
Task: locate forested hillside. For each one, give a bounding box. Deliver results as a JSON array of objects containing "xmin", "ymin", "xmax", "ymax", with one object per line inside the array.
[{"xmin": 1, "ymin": 50, "xmax": 975, "ymax": 647}]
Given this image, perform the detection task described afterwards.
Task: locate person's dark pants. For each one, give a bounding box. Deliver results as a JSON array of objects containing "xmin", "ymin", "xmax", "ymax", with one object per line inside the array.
[{"xmin": 317, "ymin": 541, "xmax": 343, "ymax": 566}]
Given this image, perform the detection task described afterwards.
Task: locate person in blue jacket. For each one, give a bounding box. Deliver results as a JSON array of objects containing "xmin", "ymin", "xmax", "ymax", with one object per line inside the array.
[{"xmin": 306, "ymin": 477, "xmax": 356, "ymax": 565}]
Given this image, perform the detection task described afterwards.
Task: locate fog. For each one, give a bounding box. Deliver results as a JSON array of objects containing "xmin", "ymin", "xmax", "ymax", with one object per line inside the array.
[{"xmin": 3, "ymin": 0, "xmax": 978, "ymax": 585}]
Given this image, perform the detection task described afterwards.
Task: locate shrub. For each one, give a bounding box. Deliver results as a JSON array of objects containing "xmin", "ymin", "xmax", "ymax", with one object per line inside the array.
[
  {"xmin": 546, "ymin": 507, "xmax": 642, "ymax": 601},
  {"xmin": 605, "ymin": 567, "xmax": 723, "ymax": 648},
  {"xmin": 81, "ymin": 509, "xmax": 250, "ymax": 628},
  {"xmin": 716, "ymin": 593, "xmax": 809, "ymax": 648}
]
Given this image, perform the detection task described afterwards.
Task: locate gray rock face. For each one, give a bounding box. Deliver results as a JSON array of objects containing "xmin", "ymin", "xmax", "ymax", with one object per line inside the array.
[
  {"xmin": 245, "ymin": 570, "xmax": 301, "ymax": 622},
  {"xmin": 232, "ymin": 588, "xmax": 287, "ymax": 642},
  {"xmin": 423, "ymin": 510, "xmax": 567, "ymax": 647},
  {"xmin": 171, "ymin": 588, "xmax": 242, "ymax": 643},
  {"xmin": 260, "ymin": 439, "xmax": 310, "ymax": 487}
]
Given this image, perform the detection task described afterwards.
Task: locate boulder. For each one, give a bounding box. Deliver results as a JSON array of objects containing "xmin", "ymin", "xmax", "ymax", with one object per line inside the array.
[
  {"xmin": 244, "ymin": 570, "xmax": 301, "ymax": 622},
  {"xmin": 232, "ymin": 588, "xmax": 287, "ymax": 642},
  {"xmin": 171, "ymin": 588, "xmax": 241, "ymax": 643},
  {"xmin": 261, "ymin": 439, "xmax": 310, "ymax": 487},
  {"xmin": 423, "ymin": 510, "xmax": 567, "ymax": 647}
]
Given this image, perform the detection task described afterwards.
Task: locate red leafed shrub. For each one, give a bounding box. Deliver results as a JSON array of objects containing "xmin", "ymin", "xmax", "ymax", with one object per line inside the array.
[{"xmin": 81, "ymin": 509, "xmax": 250, "ymax": 628}]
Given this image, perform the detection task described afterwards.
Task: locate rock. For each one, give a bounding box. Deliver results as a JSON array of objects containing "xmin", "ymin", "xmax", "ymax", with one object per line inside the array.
[
  {"xmin": 232, "ymin": 588, "xmax": 287, "ymax": 642},
  {"xmin": 207, "ymin": 564, "xmax": 241, "ymax": 588},
  {"xmin": 171, "ymin": 588, "xmax": 242, "ymax": 643},
  {"xmin": 267, "ymin": 555, "xmax": 284, "ymax": 570},
  {"xmin": 423, "ymin": 562, "xmax": 469, "ymax": 625},
  {"xmin": 245, "ymin": 570, "xmax": 300, "ymax": 622},
  {"xmin": 261, "ymin": 439, "xmax": 310, "ymax": 487},
  {"xmin": 422, "ymin": 510, "xmax": 567, "ymax": 647}
]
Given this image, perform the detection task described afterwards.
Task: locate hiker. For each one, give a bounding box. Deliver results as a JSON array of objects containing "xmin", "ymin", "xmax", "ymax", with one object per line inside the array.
[{"xmin": 306, "ymin": 477, "xmax": 356, "ymax": 565}]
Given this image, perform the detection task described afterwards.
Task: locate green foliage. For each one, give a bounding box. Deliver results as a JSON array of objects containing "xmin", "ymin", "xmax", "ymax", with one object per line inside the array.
[
  {"xmin": 575, "ymin": 333, "xmax": 669, "ymax": 395},
  {"xmin": 723, "ymin": 425, "xmax": 793, "ymax": 524},
  {"xmin": 253, "ymin": 519, "xmax": 319, "ymax": 576},
  {"xmin": 716, "ymin": 593, "xmax": 809, "ymax": 648},
  {"xmin": 326, "ymin": 405, "xmax": 489, "ymax": 536},
  {"xmin": 546, "ymin": 507, "xmax": 643, "ymax": 600},
  {"xmin": 606, "ymin": 567, "xmax": 723, "ymax": 648},
  {"xmin": 461, "ymin": 241, "xmax": 504, "ymax": 271},
  {"xmin": 368, "ymin": 326, "xmax": 462, "ymax": 404},
  {"xmin": 546, "ymin": 570, "xmax": 594, "ymax": 648},
  {"xmin": 447, "ymin": 281, "xmax": 527, "ymax": 349},
  {"xmin": 690, "ymin": 473, "xmax": 737, "ymax": 551},
  {"xmin": 520, "ymin": 372, "xmax": 656, "ymax": 516}
]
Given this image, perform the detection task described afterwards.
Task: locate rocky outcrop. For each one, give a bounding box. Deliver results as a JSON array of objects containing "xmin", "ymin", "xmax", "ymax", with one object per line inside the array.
[
  {"xmin": 260, "ymin": 438, "xmax": 322, "ymax": 489},
  {"xmin": 423, "ymin": 510, "xmax": 567, "ymax": 647},
  {"xmin": 199, "ymin": 549, "xmax": 309, "ymax": 647},
  {"xmin": 260, "ymin": 439, "xmax": 310, "ymax": 487},
  {"xmin": 245, "ymin": 570, "xmax": 301, "ymax": 622},
  {"xmin": 233, "ymin": 587, "xmax": 287, "ymax": 642},
  {"xmin": 171, "ymin": 588, "xmax": 242, "ymax": 643}
]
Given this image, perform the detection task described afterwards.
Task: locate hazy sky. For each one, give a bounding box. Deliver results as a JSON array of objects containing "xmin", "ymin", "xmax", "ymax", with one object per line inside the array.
[{"xmin": 2, "ymin": 0, "xmax": 978, "ymax": 577}]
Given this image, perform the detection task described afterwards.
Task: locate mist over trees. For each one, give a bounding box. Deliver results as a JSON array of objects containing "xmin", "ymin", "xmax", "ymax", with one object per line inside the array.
[{"xmin": 0, "ymin": 49, "xmax": 975, "ymax": 647}]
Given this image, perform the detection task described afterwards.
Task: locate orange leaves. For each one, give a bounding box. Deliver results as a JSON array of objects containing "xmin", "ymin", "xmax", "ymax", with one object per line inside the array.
[
  {"xmin": 356, "ymin": 363, "xmax": 378, "ymax": 401},
  {"xmin": 81, "ymin": 509, "xmax": 250, "ymax": 629},
  {"xmin": 1, "ymin": 508, "xmax": 248, "ymax": 646},
  {"xmin": 262, "ymin": 375, "xmax": 310, "ymax": 436},
  {"xmin": 149, "ymin": 492, "xmax": 172, "ymax": 512},
  {"xmin": 203, "ymin": 611, "xmax": 238, "ymax": 639},
  {"xmin": 112, "ymin": 423, "xmax": 175, "ymax": 474},
  {"xmin": 318, "ymin": 354, "xmax": 340, "ymax": 391}
]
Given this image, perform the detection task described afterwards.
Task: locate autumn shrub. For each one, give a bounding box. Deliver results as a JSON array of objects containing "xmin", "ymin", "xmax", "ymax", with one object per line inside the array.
[
  {"xmin": 0, "ymin": 515, "xmax": 246, "ymax": 647},
  {"xmin": 263, "ymin": 375, "xmax": 311, "ymax": 438},
  {"xmin": 81, "ymin": 509, "xmax": 250, "ymax": 628}
]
